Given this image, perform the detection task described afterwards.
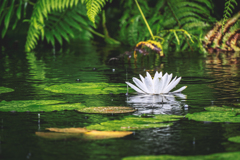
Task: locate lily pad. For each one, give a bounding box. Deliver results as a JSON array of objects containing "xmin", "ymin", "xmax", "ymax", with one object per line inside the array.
[
  {"xmin": 0, "ymin": 87, "xmax": 14, "ymax": 94},
  {"xmin": 229, "ymin": 136, "xmax": 240, "ymax": 143},
  {"xmin": 205, "ymin": 106, "xmax": 240, "ymax": 112},
  {"xmin": 123, "ymin": 152, "xmax": 240, "ymax": 160},
  {"xmin": 185, "ymin": 106, "xmax": 240, "ymax": 123},
  {"xmin": 0, "ymin": 100, "xmax": 85, "ymax": 112},
  {"xmin": 77, "ymin": 106, "xmax": 136, "ymax": 114},
  {"xmin": 86, "ymin": 114, "xmax": 183, "ymax": 131},
  {"xmin": 44, "ymin": 82, "xmax": 130, "ymax": 94},
  {"xmin": 35, "ymin": 128, "xmax": 132, "ymax": 140}
]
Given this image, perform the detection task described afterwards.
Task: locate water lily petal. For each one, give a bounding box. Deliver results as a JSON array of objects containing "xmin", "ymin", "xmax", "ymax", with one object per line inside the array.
[
  {"xmin": 158, "ymin": 72, "xmax": 162, "ymax": 78},
  {"xmin": 126, "ymin": 82, "xmax": 145, "ymax": 93},
  {"xmin": 146, "ymin": 72, "xmax": 153, "ymax": 82},
  {"xmin": 161, "ymin": 73, "xmax": 172, "ymax": 92},
  {"xmin": 144, "ymin": 76, "xmax": 153, "ymax": 93},
  {"xmin": 139, "ymin": 74, "xmax": 145, "ymax": 83},
  {"xmin": 127, "ymin": 72, "xmax": 186, "ymax": 94},
  {"xmin": 133, "ymin": 77, "xmax": 149, "ymax": 93},
  {"xmin": 166, "ymin": 74, "xmax": 173, "ymax": 86},
  {"xmin": 153, "ymin": 72, "xmax": 160, "ymax": 94},
  {"xmin": 163, "ymin": 77, "xmax": 181, "ymax": 93},
  {"xmin": 162, "ymin": 76, "xmax": 177, "ymax": 93},
  {"xmin": 172, "ymin": 86, "xmax": 187, "ymax": 93},
  {"xmin": 158, "ymin": 73, "xmax": 168, "ymax": 93}
]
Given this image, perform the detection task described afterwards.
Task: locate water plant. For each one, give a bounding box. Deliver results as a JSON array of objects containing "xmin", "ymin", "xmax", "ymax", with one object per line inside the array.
[
  {"xmin": 186, "ymin": 106, "xmax": 240, "ymax": 123},
  {"xmin": 0, "ymin": 0, "xmax": 217, "ymax": 53},
  {"xmin": 203, "ymin": 12, "xmax": 240, "ymax": 52},
  {"xmin": 44, "ymin": 82, "xmax": 130, "ymax": 94},
  {"xmin": 0, "ymin": 100, "xmax": 86, "ymax": 112},
  {"xmin": 126, "ymin": 71, "xmax": 187, "ymax": 94}
]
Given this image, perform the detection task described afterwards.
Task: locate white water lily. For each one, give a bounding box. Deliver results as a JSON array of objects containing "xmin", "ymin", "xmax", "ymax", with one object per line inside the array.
[{"xmin": 126, "ymin": 71, "xmax": 187, "ymax": 94}]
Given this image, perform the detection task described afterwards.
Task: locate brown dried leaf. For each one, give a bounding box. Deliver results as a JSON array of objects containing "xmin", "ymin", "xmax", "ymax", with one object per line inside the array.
[
  {"xmin": 84, "ymin": 131, "xmax": 132, "ymax": 140},
  {"xmin": 46, "ymin": 128, "xmax": 88, "ymax": 133},
  {"xmin": 35, "ymin": 128, "xmax": 132, "ymax": 140},
  {"xmin": 35, "ymin": 132, "xmax": 82, "ymax": 140}
]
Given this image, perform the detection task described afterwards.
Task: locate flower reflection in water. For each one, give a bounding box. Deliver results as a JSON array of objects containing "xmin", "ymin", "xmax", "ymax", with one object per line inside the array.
[{"xmin": 126, "ymin": 94, "xmax": 187, "ymax": 115}]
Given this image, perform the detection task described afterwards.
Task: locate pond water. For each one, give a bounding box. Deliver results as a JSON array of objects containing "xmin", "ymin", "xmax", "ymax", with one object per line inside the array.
[{"xmin": 1, "ymin": 43, "xmax": 240, "ymax": 160}]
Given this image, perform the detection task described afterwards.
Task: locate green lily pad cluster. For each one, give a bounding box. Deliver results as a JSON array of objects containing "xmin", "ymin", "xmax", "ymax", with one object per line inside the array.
[
  {"xmin": 123, "ymin": 152, "xmax": 240, "ymax": 160},
  {"xmin": 0, "ymin": 100, "xmax": 85, "ymax": 112},
  {"xmin": 185, "ymin": 106, "xmax": 240, "ymax": 123},
  {"xmin": 86, "ymin": 114, "xmax": 183, "ymax": 131},
  {"xmin": 0, "ymin": 86, "xmax": 14, "ymax": 94},
  {"xmin": 44, "ymin": 82, "xmax": 130, "ymax": 94}
]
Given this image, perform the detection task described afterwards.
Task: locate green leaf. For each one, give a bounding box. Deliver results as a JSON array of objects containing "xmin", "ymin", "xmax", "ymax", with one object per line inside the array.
[
  {"xmin": 1, "ymin": 27, "xmax": 8, "ymax": 38},
  {"xmin": 0, "ymin": 100, "xmax": 86, "ymax": 112},
  {"xmin": 0, "ymin": 87, "xmax": 14, "ymax": 94},
  {"xmin": 186, "ymin": 106, "xmax": 240, "ymax": 123},
  {"xmin": 84, "ymin": 0, "xmax": 108, "ymax": 24},
  {"xmin": 0, "ymin": 0, "xmax": 7, "ymax": 15},
  {"xmin": 44, "ymin": 82, "xmax": 131, "ymax": 95},
  {"xmin": 123, "ymin": 152, "xmax": 240, "ymax": 160},
  {"xmin": 4, "ymin": 0, "xmax": 15, "ymax": 29},
  {"xmin": 87, "ymin": 114, "xmax": 182, "ymax": 131},
  {"xmin": 16, "ymin": 0, "xmax": 22, "ymax": 19}
]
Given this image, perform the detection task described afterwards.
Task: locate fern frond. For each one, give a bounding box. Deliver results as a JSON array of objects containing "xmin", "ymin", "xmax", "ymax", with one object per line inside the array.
[
  {"xmin": 161, "ymin": 0, "xmax": 215, "ymax": 51},
  {"xmin": 44, "ymin": 6, "xmax": 93, "ymax": 46},
  {"xmin": 25, "ymin": 0, "xmax": 82, "ymax": 51},
  {"xmin": 222, "ymin": 0, "xmax": 238, "ymax": 30},
  {"xmin": 0, "ymin": 0, "xmax": 25, "ymax": 38},
  {"xmin": 83, "ymin": 0, "xmax": 109, "ymax": 24}
]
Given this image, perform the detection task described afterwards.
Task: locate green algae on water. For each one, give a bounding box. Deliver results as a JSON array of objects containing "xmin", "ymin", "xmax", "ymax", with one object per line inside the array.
[
  {"xmin": 44, "ymin": 82, "xmax": 130, "ymax": 94},
  {"xmin": 122, "ymin": 151, "xmax": 240, "ymax": 160},
  {"xmin": 205, "ymin": 106, "xmax": 240, "ymax": 112},
  {"xmin": 86, "ymin": 114, "xmax": 183, "ymax": 131},
  {"xmin": 0, "ymin": 86, "xmax": 14, "ymax": 94},
  {"xmin": 186, "ymin": 106, "xmax": 240, "ymax": 123},
  {"xmin": 0, "ymin": 100, "xmax": 85, "ymax": 112}
]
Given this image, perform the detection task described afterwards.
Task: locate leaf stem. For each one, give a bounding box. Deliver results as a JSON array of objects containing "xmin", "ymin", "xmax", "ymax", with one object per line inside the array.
[{"xmin": 134, "ymin": 0, "xmax": 154, "ymax": 40}]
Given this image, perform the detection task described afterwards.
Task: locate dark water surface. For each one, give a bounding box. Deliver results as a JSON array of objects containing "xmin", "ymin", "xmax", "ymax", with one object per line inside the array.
[{"xmin": 1, "ymin": 44, "xmax": 240, "ymax": 160}]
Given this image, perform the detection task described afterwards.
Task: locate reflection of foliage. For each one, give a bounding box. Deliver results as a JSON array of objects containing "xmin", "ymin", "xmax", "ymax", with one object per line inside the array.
[
  {"xmin": 0, "ymin": 86, "xmax": 14, "ymax": 94},
  {"xmin": 205, "ymin": 52, "xmax": 240, "ymax": 99},
  {"xmin": 26, "ymin": 52, "xmax": 46, "ymax": 80}
]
